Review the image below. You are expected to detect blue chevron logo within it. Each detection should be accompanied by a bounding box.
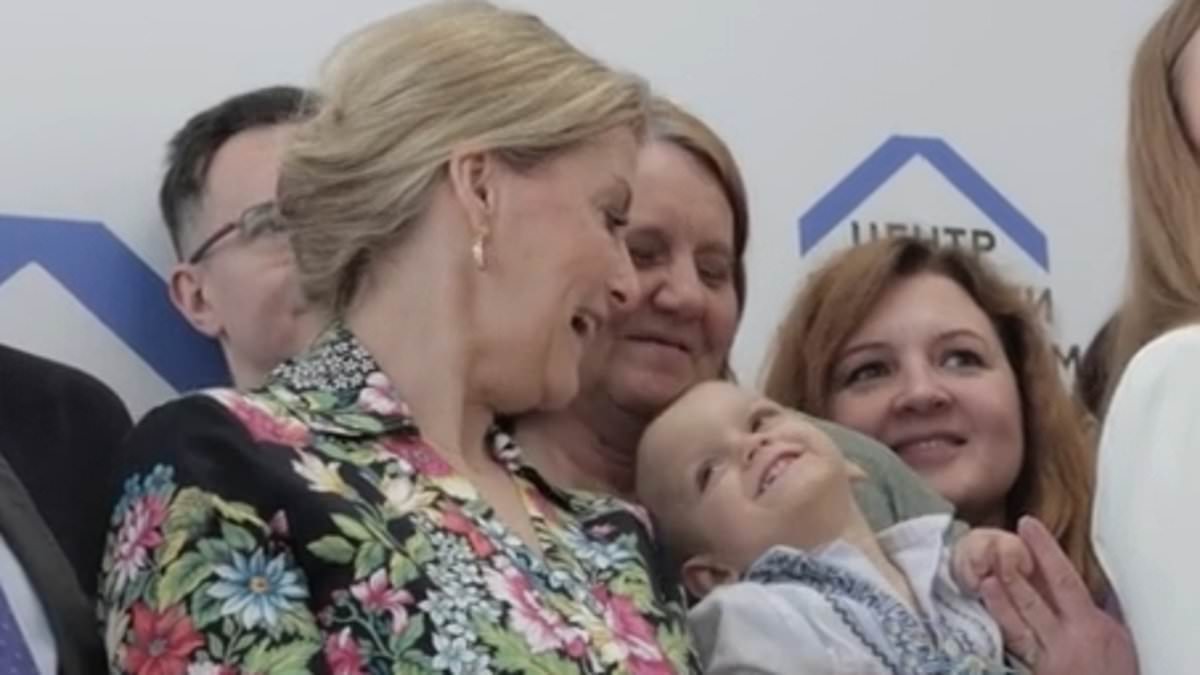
[0,214,228,391]
[798,135,1049,271]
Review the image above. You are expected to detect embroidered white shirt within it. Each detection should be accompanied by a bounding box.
[689,514,1004,674]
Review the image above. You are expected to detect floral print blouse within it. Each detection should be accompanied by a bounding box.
[98,325,695,674]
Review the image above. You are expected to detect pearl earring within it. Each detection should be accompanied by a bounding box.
[472,236,487,270]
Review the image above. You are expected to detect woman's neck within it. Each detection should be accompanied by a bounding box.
[345,238,493,471]
[516,391,647,499]
[516,412,634,499]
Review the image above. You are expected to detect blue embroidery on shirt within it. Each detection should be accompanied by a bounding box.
[746,548,1007,674]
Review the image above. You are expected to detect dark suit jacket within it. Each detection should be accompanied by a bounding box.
[0,344,132,674]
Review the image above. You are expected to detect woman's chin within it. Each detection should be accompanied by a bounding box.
[537,373,581,413]
[606,370,695,416]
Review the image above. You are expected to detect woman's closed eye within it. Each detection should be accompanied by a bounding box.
[697,255,732,288]
[627,242,664,268]
[695,459,716,493]
[603,208,629,236]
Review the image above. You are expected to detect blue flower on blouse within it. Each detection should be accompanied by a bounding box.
[112,465,176,523]
[208,549,308,628]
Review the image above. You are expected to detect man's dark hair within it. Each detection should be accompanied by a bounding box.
[160,85,318,257]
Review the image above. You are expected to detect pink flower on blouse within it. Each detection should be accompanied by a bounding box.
[485,564,587,658]
[380,437,453,477]
[596,587,675,674]
[357,372,404,417]
[222,395,310,446]
[268,510,290,538]
[112,495,168,592]
[350,569,414,634]
[324,628,366,675]
[441,509,496,558]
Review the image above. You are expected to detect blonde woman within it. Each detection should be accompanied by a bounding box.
[761,237,1136,675]
[1096,1,1200,672]
[95,3,698,672]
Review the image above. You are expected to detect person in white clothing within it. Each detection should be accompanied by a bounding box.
[1097,2,1200,673]
[636,380,1031,674]
[1096,330,1197,675]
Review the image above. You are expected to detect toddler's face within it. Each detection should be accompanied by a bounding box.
[637,381,859,574]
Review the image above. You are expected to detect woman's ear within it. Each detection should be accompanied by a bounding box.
[681,554,739,599]
[446,147,496,244]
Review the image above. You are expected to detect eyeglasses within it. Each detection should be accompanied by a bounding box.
[185,201,286,264]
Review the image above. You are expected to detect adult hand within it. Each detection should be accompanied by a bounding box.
[979,517,1138,675]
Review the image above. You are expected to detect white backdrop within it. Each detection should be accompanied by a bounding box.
[0,1,1168,417]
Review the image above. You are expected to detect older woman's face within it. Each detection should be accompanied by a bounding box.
[474,126,640,413]
[581,141,740,416]
[825,273,1024,526]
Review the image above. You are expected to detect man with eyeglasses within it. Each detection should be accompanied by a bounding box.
[163,85,325,388]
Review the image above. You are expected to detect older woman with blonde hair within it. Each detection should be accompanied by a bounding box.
[1095,1,1200,672]
[761,237,1136,675]
[95,3,700,672]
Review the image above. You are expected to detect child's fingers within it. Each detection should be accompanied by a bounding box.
[994,537,1034,583]
[954,533,994,591]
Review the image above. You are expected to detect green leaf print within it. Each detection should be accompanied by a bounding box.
[118,568,154,614]
[389,553,419,588]
[165,487,211,527]
[156,552,214,609]
[232,631,258,656]
[190,585,225,629]
[160,487,213,564]
[243,640,321,675]
[308,535,356,564]
[211,495,266,528]
[142,583,160,612]
[476,620,578,675]
[315,439,378,466]
[207,632,225,660]
[333,413,387,434]
[197,538,235,565]
[157,531,191,570]
[404,534,435,565]
[392,655,434,675]
[279,610,321,641]
[354,542,387,580]
[657,621,693,671]
[301,390,338,410]
[388,614,426,656]
[220,522,259,552]
[609,569,655,614]
[332,513,374,542]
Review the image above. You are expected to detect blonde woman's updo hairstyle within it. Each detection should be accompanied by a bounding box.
[279,1,649,310]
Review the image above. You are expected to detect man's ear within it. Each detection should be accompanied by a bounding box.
[169,263,221,338]
[681,553,739,599]
[446,146,498,246]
